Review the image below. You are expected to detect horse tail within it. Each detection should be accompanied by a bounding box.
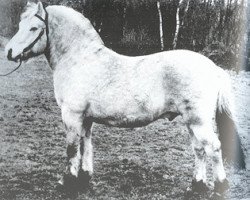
[216,73,246,169]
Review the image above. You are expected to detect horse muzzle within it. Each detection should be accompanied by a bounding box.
[6,47,23,62]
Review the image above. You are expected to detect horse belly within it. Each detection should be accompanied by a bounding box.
[92,113,156,128]
[88,91,178,128]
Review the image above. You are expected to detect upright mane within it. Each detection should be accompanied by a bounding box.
[46,5,103,45]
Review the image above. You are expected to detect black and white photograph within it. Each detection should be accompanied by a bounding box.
[0,0,249,199]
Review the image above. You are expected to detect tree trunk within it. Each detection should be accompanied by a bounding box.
[157,1,164,51]
[122,7,127,37]
[173,0,189,49]
[173,0,181,49]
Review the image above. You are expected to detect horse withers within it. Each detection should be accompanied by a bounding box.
[5,1,245,194]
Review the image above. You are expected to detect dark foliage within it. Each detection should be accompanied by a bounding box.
[0,0,247,70]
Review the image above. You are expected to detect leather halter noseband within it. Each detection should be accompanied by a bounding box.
[0,7,49,76]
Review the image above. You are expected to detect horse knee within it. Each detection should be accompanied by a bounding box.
[62,106,83,132]
[67,143,78,159]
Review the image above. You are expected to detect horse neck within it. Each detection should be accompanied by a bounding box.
[46,7,104,69]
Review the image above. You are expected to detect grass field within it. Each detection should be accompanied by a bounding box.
[0,47,249,200]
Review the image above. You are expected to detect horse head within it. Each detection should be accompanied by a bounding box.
[5,1,48,62]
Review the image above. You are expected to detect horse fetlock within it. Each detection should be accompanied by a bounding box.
[213,160,226,183]
[82,166,93,176]
[69,164,80,177]
[194,172,207,184]
[82,158,93,174]
[67,156,81,177]
[214,169,226,183]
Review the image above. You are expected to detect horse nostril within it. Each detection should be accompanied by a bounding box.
[7,49,12,60]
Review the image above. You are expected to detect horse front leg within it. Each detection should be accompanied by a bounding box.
[78,120,93,186]
[58,106,92,189]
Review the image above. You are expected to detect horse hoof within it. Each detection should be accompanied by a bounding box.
[191,179,209,193]
[214,179,229,194]
[57,174,79,192]
[78,169,92,188]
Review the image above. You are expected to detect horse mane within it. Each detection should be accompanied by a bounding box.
[49,6,104,45]
[48,6,90,28]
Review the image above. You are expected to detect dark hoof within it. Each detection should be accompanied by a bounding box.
[191,179,209,193]
[214,179,229,194]
[78,169,92,188]
[184,180,210,199]
[57,174,79,193]
[56,170,92,193]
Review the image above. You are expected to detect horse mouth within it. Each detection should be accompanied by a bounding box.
[8,55,22,63]
[14,52,32,62]
[7,50,23,63]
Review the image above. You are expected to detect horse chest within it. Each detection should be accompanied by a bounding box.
[53,68,93,109]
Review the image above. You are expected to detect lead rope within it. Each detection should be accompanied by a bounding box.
[0,58,22,76]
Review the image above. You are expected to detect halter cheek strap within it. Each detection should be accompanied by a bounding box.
[23,28,45,53]
[35,6,50,60]
[22,12,48,53]
[22,9,49,54]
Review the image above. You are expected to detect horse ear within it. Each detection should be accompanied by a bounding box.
[37,1,46,19]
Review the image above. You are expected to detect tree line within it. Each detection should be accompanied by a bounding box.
[0,0,248,70]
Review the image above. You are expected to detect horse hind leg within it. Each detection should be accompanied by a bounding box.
[187,126,209,193]
[209,139,229,194]
[203,132,229,194]
[188,123,228,194]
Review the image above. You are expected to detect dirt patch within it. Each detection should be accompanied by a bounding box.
[0,48,249,199]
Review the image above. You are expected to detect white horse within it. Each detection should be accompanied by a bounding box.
[5,1,245,194]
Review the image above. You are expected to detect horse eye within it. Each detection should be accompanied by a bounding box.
[30,27,38,31]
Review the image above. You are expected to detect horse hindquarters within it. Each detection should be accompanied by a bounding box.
[187,72,246,194]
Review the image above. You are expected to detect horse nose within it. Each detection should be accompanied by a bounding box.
[7,48,12,60]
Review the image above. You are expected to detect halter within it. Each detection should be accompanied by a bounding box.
[0,5,49,76]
